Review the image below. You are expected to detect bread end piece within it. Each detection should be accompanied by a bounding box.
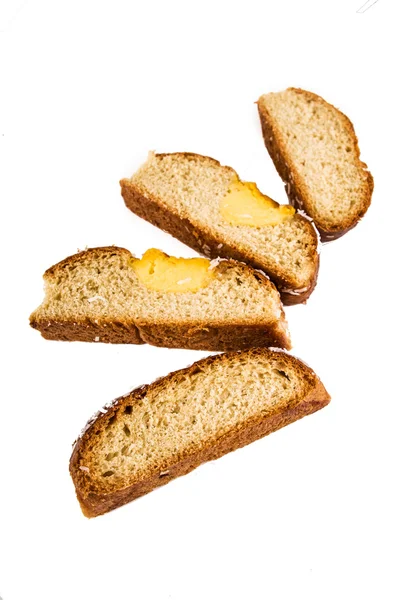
[258,88,373,241]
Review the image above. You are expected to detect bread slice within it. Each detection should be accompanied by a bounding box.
[120,153,320,305]
[70,348,330,517]
[29,246,291,351]
[257,88,374,240]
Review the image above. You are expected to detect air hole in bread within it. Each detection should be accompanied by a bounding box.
[124,406,133,415]
[102,471,114,477]
[105,452,119,461]
[274,369,291,381]
[123,424,131,436]
[106,415,116,429]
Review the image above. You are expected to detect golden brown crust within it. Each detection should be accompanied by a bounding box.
[30,316,290,350]
[137,321,290,351]
[30,248,291,350]
[29,316,145,344]
[44,246,133,277]
[70,348,330,517]
[258,88,374,241]
[120,158,319,305]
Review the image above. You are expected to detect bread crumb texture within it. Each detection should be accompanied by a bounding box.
[32,247,282,323]
[130,153,318,289]
[71,349,330,514]
[258,88,373,236]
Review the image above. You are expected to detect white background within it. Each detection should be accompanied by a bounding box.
[1,1,396,598]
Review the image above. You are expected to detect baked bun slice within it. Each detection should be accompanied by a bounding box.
[70,348,330,517]
[258,88,374,240]
[120,153,319,305]
[29,246,291,351]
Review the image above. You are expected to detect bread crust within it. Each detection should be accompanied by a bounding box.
[30,248,291,351]
[29,316,145,344]
[43,246,132,277]
[30,316,289,350]
[70,348,330,517]
[120,153,320,305]
[258,88,374,241]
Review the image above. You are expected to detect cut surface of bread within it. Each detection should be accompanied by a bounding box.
[30,246,291,351]
[120,153,320,305]
[258,88,374,240]
[70,348,330,517]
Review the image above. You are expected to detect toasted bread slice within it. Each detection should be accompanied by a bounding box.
[70,348,330,517]
[258,88,374,240]
[120,153,319,305]
[29,246,291,351]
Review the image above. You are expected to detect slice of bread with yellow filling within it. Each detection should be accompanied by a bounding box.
[30,246,291,351]
[120,153,320,305]
[258,88,374,240]
[70,348,330,517]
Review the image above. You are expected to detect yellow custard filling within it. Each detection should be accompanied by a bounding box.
[132,249,215,293]
[220,178,295,227]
